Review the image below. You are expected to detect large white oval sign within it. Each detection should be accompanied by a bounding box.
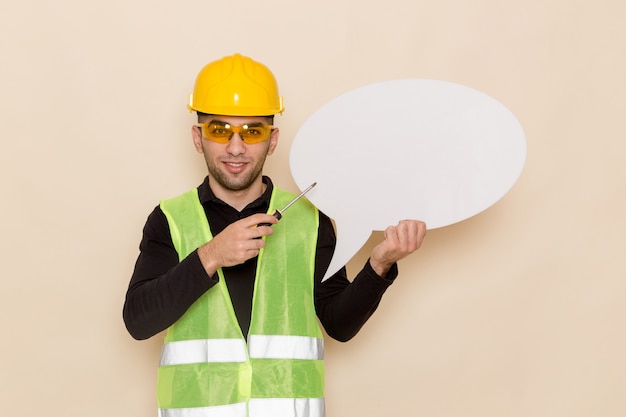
[289,79,526,280]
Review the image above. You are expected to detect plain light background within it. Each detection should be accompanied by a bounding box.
[1,0,625,416]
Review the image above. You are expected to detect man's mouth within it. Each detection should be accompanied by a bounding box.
[223,161,247,173]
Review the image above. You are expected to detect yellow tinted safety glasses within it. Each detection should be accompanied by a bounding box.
[197,121,273,144]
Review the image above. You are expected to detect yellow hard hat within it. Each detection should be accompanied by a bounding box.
[188,53,284,116]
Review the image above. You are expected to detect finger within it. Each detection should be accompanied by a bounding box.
[253,224,274,239]
[399,220,424,251]
[416,221,427,245]
[241,213,279,228]
[395,221,410,247]
[384,225,399,245]
[407,220,422,247]
[410,221,427,250]
[238,236,266,258]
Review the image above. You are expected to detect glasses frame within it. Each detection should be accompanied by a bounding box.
[196,121,274,144]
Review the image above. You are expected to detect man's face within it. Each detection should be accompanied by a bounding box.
[192,115,278,193]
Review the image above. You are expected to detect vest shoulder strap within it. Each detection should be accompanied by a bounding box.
[160,188,212,261]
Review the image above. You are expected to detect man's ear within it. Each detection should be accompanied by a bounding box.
[267,127,279,156]
[192,125,204,153]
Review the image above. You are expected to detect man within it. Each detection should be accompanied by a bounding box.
[123,53,427,417]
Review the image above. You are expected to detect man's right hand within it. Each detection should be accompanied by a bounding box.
[197,213,279,276]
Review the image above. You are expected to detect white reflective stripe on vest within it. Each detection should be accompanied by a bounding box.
[249,398,325,417]
[248,335,323,360]
[160,339,248,366]
[158,402,246,417]
[158,399,324,417]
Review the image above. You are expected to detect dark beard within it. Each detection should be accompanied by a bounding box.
[206,154,268,192]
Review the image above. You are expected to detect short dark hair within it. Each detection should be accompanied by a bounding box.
[197,112,274,125]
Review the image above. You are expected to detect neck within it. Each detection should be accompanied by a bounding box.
[209,176,266,211]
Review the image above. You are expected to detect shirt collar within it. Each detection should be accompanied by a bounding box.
[198,176,274,211]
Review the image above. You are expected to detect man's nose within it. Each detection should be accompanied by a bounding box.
[225,133,246,155]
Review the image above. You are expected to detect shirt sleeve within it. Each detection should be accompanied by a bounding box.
[314,212,398,342]
[122,206,217,340]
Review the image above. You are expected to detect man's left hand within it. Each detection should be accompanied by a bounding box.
[369,220,427,278]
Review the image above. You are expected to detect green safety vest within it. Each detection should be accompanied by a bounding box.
[156,186,324,417]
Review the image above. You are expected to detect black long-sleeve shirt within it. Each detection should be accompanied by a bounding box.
[123,176,397,342]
